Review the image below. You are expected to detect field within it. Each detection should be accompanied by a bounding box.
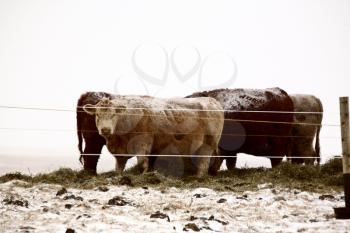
[1,159,350,232]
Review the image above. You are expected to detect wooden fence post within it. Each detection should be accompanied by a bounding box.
[334,96,350,219]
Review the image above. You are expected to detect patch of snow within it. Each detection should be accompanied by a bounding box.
[0,181,349,232]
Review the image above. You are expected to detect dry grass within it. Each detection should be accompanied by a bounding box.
[0,158,344,193]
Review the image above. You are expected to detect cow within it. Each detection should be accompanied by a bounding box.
[287,94,323,165]
[187,87,294,173]
[82,96,224,177]
[77,92,116,173]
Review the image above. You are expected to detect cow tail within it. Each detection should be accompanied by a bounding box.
[315,97,323,165]
[315,126,321,164]
[77,97,84,165]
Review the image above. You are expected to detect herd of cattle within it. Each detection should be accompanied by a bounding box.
[76,88,323,177]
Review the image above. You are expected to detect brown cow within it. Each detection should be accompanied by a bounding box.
[288,94,323,165]
[187,87,294,173]
[83,96,224,177]
[77,92,115,173]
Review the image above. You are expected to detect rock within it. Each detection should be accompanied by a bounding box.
[20,226,35,230]
[237,194,248,200]
[217,198,227,203]
[66,228,75,233]
[98,186,109,192]
[108,196,130,206]
[65,204,73,209]
[3,197,29,208]
[43,207,49,213]
[76,214,91,220]
[193,194,206,198]
[208,215,228,225]
[189,216,198,221]
[119,176,133,186]
[88,199,99,204]
[63,195,84,201]
[56,188,68,196]
[142,186,149,190]
[274,196,286,202]
[319,195,335,201]
[150,211,170,222]
[184,223,200,232]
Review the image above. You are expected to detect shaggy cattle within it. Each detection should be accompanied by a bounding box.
[188,88,294,172]
[82,96,224,177]
[77,92,116,173]
[288,94,323,164]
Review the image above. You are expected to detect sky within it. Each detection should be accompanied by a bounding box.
[0,0,349,174]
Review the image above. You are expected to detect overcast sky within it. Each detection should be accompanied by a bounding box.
[0,0,349,173]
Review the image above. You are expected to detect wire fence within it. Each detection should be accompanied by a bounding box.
[0,153,327,159]
[0,104,325,114]
[0,104,342,160]
[0,105,339,127]
[0,127,341,139]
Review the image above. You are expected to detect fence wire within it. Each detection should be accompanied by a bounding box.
[0,127,341,139]
[0,105,325,114]
[0,153,325,159]
[0,105,339,127]
[0,104,342,160]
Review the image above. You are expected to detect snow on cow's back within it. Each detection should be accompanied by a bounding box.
[165,97,220,112]
[201,87,288,111]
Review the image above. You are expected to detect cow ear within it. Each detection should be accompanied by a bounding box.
[115,105,126,114]
[83,104,96,115]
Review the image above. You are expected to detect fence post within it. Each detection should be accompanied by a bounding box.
[334,96,350,219]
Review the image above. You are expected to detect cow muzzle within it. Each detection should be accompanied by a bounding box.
[100,127,112,137]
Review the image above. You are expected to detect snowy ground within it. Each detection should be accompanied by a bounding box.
[0,180,349,233]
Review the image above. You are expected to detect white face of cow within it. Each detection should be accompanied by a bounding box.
[83,98,126,137]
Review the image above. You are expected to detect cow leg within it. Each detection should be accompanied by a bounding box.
[82,137,105,174]
[291,157,304,164]
[114,156,129,174]
[209,156,223,176]
[304,147,316,165]
[147,156,157,172]
[182,157,195,176]
[136,156,149,173]
[270,157,283,168]
[225,157,237,170]
[289,144,304,164]
[193,144,213,177]
[208,148,225,176]
[127,135,153,174]
[220,148,237,170]
[209,149,236,174]
[269,148,283,168]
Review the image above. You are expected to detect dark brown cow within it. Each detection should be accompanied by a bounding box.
[187,88,294,173]
[77,92,115,173]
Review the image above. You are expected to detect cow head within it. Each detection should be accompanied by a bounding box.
[83,98,126,137]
